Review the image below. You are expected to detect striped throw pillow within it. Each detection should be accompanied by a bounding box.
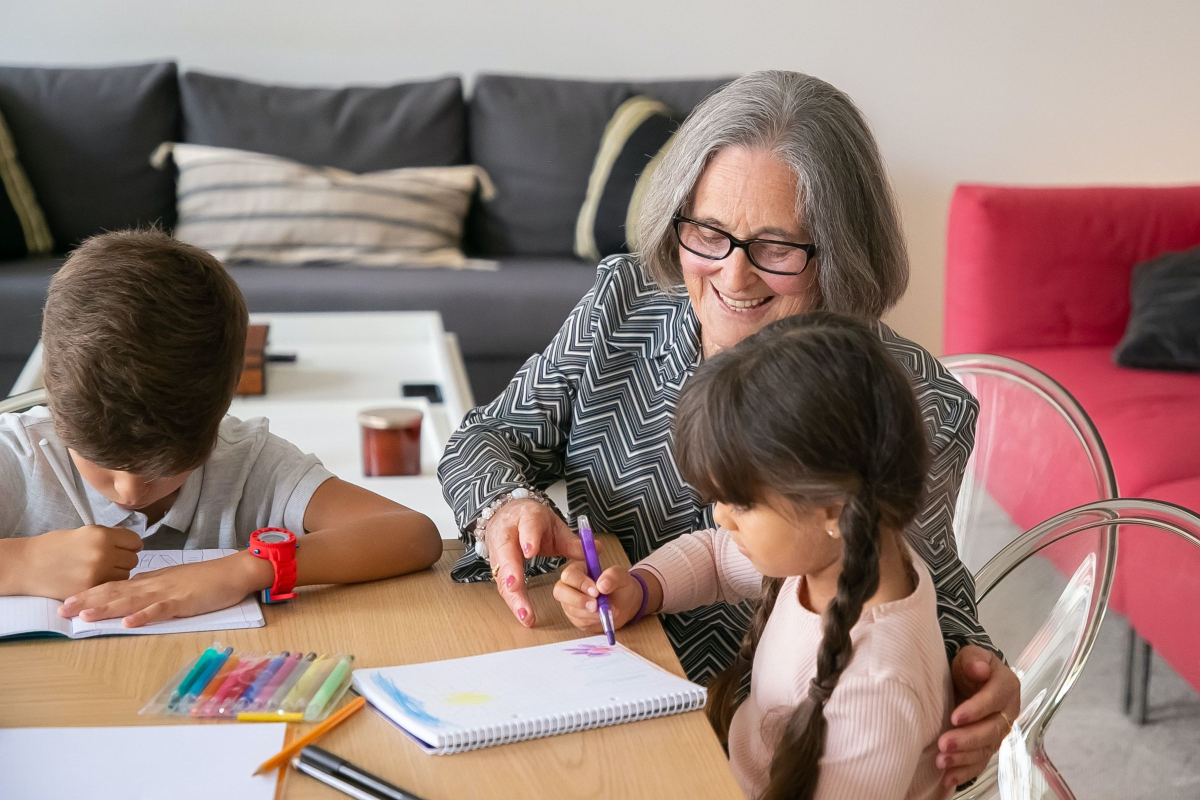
[0,109,53,259]
[154,143,495,269]
[574,96,676,263]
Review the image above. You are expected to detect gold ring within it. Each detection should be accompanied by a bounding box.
[491,563,502,581]
[999,711,1014,734]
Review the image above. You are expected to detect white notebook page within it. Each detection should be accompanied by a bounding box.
[0,595,71,638]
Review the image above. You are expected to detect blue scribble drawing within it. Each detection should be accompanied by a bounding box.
[373,674,444,728]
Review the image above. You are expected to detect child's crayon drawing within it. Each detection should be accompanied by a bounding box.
[565,643,614,658]
[373,674,444,727]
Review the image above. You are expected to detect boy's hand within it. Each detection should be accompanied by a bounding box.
[19,525,143,599]
[554,562,645,633]
[58,550,272,628]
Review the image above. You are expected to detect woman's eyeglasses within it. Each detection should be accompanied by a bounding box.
[673,216,816,276]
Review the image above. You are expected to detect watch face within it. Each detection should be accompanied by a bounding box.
[258,531,291,544]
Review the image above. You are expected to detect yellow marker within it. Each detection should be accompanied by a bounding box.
[281,655,336,713]
[237,712,305,722]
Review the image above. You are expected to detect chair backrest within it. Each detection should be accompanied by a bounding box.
[944,354,1117,574]
[955,499,1200,800]
[0,388,47,416]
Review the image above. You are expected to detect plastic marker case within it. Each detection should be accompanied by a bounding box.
[140,643,354,722]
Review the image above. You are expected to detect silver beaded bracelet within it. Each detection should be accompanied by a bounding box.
[472,487,553,562]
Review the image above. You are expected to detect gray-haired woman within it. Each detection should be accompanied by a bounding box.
[439,70,1018,789]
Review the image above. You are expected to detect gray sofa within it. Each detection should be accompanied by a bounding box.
[0,63,728,402]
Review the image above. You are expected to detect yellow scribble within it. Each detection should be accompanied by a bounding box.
[445,692,492,706]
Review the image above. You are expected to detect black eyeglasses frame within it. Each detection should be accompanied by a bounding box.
[672,215,817,276]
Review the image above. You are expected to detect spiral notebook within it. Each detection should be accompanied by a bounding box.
[351,635,707,754]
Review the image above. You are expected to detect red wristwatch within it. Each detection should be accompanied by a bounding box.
[249,527,299,603]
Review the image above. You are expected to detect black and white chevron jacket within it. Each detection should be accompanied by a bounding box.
[439,255,993,684]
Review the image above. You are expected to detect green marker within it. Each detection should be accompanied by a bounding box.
[303,655,355,721]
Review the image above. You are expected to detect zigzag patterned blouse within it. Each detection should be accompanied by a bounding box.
[438,255,993,684]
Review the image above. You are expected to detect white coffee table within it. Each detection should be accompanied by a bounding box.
[230,312,474,540]
[13,312,477,540]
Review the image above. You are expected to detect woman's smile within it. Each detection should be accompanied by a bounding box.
[712,282,775,313]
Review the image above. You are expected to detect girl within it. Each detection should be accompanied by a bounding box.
[555,312,952,800]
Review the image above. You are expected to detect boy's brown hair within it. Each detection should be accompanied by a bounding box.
[41,229,248,479]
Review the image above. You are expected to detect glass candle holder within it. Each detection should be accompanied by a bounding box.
[358,407,423,477]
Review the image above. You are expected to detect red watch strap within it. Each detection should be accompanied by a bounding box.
[266,547,298,601]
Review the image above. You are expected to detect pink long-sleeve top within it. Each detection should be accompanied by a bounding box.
[636,529,952,800]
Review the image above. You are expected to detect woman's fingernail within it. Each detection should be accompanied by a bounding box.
[945,740,957,753]
[587,601,596,611]
[517,608,528,622]
[522,543,532,555]
[589,587,598,597]
[506,575,515,588]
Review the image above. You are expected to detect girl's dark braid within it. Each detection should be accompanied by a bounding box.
[707,576,784,744]
[761,489,882,800]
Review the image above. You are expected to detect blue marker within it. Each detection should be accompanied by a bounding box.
[177,646,233,713]
[233,651,291,713]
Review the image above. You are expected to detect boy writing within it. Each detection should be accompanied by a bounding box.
[0,230,442,626]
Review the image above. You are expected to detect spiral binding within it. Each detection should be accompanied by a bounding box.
[434,687,708,754]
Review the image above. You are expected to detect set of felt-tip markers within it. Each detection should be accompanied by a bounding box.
[140,644,355,722]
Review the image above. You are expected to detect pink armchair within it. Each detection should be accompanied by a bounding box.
[944,184,1200,719]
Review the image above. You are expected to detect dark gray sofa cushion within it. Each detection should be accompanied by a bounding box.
[0,257,60,359]
[1114,247,1200,372]
[0,62,180,250]
[466,75,732,257]
[180,72,467,172]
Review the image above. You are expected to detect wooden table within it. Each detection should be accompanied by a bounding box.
[0,540,743,799]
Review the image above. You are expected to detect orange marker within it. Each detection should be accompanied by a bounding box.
[252,695,366,775]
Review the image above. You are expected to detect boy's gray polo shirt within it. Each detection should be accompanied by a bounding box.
[0,407,333,548]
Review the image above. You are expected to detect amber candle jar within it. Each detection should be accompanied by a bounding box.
[359,407,423,477]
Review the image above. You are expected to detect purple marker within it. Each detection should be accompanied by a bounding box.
[577,514,616,645]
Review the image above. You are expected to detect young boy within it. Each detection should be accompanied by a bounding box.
[0,230,442,626]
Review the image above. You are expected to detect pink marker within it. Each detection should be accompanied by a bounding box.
[204,656,267,716]
[249,652,303,712]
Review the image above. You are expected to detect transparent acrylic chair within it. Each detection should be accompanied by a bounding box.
[942,355,1117,573]
[0,388,46,415]
[954,498,1200,800]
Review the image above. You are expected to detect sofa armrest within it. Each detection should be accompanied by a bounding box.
[944,184,1200,354]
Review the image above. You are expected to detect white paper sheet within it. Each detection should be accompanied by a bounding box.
[0,723,287,800]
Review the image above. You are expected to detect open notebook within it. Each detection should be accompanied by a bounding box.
[352,635,706,755]
[0,549,264,640]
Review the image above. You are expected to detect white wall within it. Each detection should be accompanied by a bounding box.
[4,0,1199,353]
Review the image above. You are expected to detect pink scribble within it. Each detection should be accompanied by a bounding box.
[566,643,614,657]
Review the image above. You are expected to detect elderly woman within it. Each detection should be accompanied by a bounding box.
[439,70,1018,788]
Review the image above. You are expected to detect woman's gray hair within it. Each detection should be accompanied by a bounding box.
[635,70,908,319]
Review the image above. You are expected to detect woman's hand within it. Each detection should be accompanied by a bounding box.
[937,646,1022,789]
[554,562,649,633]
[58,550,271,628]
[483,498,585,628]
